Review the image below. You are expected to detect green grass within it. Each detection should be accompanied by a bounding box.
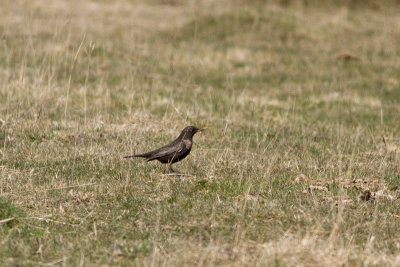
[1,0,400,265]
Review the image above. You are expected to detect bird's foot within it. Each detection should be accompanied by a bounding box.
[166,165,175,174]
[165,165,186,176]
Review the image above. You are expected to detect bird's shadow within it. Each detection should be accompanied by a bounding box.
[164,172,194,178]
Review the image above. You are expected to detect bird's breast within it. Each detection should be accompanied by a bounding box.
[183,139,192,149]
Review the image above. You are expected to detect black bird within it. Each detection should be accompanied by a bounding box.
[124,126,203,173]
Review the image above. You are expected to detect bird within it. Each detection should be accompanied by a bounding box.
[124,126,203,173]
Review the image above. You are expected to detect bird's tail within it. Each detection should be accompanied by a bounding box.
[123,153,148,159]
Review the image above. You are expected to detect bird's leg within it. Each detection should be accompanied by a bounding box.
[167,163,175,173]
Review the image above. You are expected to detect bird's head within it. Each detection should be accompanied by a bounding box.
[181,126,204,138]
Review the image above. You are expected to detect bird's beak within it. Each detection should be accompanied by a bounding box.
[197,128,205,132]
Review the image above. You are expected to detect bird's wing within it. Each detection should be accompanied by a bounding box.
[146,141,185,161]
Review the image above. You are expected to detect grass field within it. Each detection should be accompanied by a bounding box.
[1,0,400,265]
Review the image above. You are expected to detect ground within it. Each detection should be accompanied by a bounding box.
[1,0,400,265]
